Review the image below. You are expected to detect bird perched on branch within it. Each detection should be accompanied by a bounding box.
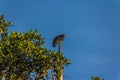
[52,34,65,47]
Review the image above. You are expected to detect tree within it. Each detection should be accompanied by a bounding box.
[0,15,70,80]
[0,14,13,79]
[91,76,104,80]
[46,51,70,80]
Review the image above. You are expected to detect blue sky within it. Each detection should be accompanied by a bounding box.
[0,0,120,80]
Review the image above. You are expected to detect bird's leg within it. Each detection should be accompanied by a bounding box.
[58,43,61,53]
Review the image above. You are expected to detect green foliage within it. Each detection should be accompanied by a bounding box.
[0,15,71,80]
[46,51,70,79]
[92,76,104,80]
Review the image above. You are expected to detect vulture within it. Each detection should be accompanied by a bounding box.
[52,34,65,47]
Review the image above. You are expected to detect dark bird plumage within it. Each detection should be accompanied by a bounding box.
[52,34,65,47]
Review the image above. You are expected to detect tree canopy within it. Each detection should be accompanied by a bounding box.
[91,76,104,80]
[0,15,70,80]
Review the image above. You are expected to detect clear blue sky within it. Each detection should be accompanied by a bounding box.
[0,0,120,80]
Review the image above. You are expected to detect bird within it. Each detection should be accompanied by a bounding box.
[52,34,65,47]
